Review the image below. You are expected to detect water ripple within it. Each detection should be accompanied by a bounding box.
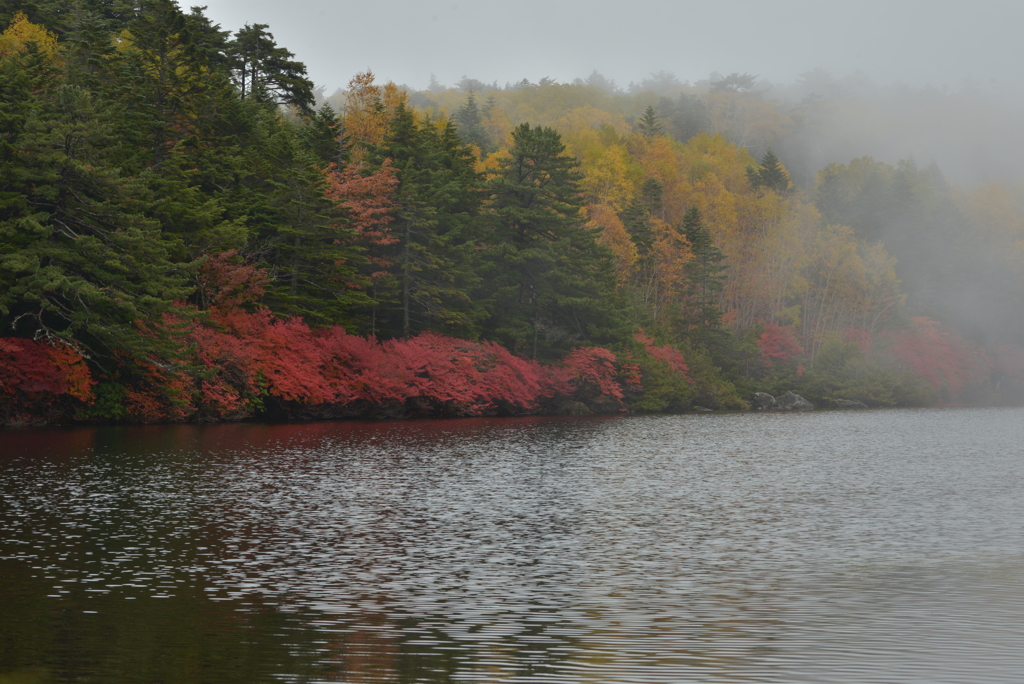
[2,408,1024,682]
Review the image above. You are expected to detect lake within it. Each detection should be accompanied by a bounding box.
[2,407,1023,683]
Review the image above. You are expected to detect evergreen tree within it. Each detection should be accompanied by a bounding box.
[747,147,791,193]
[455,90,488,151]
[668,92,709,142]
[1,0,137,37]
[677,207,727,348]
[115,0,227,170]
[619,178,673,327]
[367,103,483,339]
[227,23,314,113]
[483,123,623,359]
[184,4,231,71]
[244,114,368,327]
[0,75,195,367]
[619,177,663,255]
[635,104,662,137]
[297,103,342,167]
[427,73,444,93]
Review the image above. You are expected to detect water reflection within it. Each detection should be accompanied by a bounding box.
[2,409,1024,682]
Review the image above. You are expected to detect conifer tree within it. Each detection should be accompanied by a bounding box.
[619,178,671,326]
[455,90,488,151]
[0,76,194,368]
[248,118,368,327]
[635,104,662,137]
[619,177,663,255]
[298,103,342,167]
[483,123,623,359]
[110,0,237,171]
[747,147,791,193]
[367,103,484,339]
[677,207,727,348]
[227,22,314,112]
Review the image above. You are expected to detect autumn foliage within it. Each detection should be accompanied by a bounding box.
[757,323,803,368]
[5,253,650,424]
[0,338,94,425]
[885,317,990,399]
[4,6,1024,424]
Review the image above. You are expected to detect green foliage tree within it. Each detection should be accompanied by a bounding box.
[747,147,791,193]
[619,177,662,256]
[296,103,343,167]
[455,90,488,151]
[0,76,194,367]
[227,22,314,112]
[114,0,229,169]
[635,104,662,137]
[367,103,484,339]
[677,207,727,349]
[483,123,623,358]
[233,111,368,327]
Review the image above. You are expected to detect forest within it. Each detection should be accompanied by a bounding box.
[2,0,1024,426]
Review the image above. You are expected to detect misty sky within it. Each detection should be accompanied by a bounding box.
[194,0,1024,93]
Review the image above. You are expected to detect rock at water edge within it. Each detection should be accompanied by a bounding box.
[776,391,814,410]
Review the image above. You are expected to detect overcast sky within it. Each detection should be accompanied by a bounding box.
[195,0,1024,94]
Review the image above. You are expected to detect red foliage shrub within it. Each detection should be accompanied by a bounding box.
[0,338,93,399]
[634,330,690,378]
[188,300,560,419]
[0,338,95,424]
[124,387,167,424]
[887,317,991,397]
[757,323,803,367]
[197,250,269,310]
[561,347,624,403]
[315,330,551,415]
[191,308,337,414]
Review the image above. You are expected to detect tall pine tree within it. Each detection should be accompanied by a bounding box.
[367,103,484,339]
[677,207,727,349]
[483,123,623,359]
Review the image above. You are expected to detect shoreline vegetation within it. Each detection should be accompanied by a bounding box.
[3,3,1024,427]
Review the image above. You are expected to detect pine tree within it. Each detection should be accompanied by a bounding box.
[366,103,484,339]
[227,23,314,113]
[619,177,663,255]
[483,123,623,359]
[109,0,237,171]
[250,117,368,327]
[297,103,342,167]
[427,73,444,93]
[619,178,672,327]
[747,147,791,193]
[635,104,662,137]
[455,90,488,151]
[677,207,727,348]
[0,75,195,368]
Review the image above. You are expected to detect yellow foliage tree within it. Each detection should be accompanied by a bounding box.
[337,71,407,164]
[586,203,637,283]
[0,12,60,63]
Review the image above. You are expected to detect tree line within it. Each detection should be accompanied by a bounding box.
[2,1,1023,425]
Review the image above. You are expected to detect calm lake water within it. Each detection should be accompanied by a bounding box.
[2,408,1023,683]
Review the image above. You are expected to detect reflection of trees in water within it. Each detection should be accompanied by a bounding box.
[0,566,327,683]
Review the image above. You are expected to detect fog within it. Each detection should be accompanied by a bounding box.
[191,0,1024,342]
[195,0,1023,96]
[192,0,1024,187]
